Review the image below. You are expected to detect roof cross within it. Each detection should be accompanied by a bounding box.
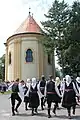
[29,7,31,15]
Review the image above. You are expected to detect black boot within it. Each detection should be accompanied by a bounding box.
[41,105,44,110]
[68,108,71,119]
[73,106,75,115]
[12,107,15,116]
[48,109,51,118]
[53,104,57,115]
[14,100,21,113]
[32,108,34,116]
[25,102,28,110]
[35,108,38,114]
[68,113,71,119]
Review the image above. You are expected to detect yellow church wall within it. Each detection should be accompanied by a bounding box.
[43,54,52,78]
[21,37,39,80]
[5,46,8,81]
[14,39,21,80]
[7,40,15,81]
[38,41,44,78]
[5,33,53,81]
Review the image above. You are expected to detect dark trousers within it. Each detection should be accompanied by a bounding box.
[47,100,58,116]
[67,105,76,117]
[11,93,22,114]
[41,97,44,109]
[24,102,28,110]
[67,107,71,116]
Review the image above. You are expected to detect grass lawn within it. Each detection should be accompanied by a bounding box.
[0,90,11,95]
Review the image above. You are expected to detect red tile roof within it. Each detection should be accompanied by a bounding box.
[15,14,42,34]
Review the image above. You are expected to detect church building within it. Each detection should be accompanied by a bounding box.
[5,12,53,82]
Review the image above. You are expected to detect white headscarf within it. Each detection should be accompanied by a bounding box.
[55,77,61,86]
[65,75,72,86]
[76,77,80,83]
[31,78,37,89]
[26,78,31,88]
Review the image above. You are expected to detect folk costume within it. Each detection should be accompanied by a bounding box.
[55,77,61,109]
[29,78,40,115]
[76,77,80,102]
[24,78,31,110]
[9,78,22,116]
[46,75,62,118]
[62,75,79,119]
[38,75,46,110]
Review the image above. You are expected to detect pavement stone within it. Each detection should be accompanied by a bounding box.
[0,94,80,120]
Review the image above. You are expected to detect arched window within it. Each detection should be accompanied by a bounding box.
[25,49,33,62]
[9,52,11,64]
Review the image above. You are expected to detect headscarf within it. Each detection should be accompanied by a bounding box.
[26,78,31,88]
[31,78,37,89]
[76,77,80,83]
[55,77,61,86]
[65,75,72,86]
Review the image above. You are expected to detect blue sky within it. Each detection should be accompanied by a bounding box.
[0,0,75,58]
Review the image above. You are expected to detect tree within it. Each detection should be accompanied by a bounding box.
[0,54,5,81]
[41,0,70,77]
[63,1,80,76]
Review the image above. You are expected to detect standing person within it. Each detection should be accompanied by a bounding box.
[9,78,22,116]
[18,80,25,101]
[76,77,80,102]
[62,75,79,119]
[46,75,62,118]
[29,78,43,116]
[38,75,46,110]
[24,78,31,110]
[55,77,61,109]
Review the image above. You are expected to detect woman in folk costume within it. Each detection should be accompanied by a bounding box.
[29,78,43,116]
[23,78,31,110]
[18,80,25,101]
[76,77,80,92]
[62,75,79,119]
[45,75,62,118]
[76,77,80,102]
[55,77,62,109]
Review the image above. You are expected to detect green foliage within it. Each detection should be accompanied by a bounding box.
[64,1,80,76]
[42,0,70,76]
[0,54,5,81]
[42,0,80,76]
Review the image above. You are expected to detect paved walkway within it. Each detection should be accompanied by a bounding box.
[0,94,80,120]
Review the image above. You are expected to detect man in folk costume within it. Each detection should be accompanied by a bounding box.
[45,75,62,118]
[29,78,43,116]
[23,78,31,110]
[8,78,22,116]
[62,75,79,119]
[38,75,46,110]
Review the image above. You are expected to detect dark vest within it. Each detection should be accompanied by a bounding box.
[46,80,55,93]
[30,85,38,93]
[24,86,28,95]
[12,83,19,93]
[65,82,73,89]
[40,80,46,91]
[40,80,46,87]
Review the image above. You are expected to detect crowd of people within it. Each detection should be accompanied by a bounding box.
[7,75,80,119]
[0,82,9,93]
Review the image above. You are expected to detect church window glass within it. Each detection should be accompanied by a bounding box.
[25,49,33,62]
[9,52,11,64]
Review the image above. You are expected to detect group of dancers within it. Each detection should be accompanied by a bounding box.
[8,75,80,119]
